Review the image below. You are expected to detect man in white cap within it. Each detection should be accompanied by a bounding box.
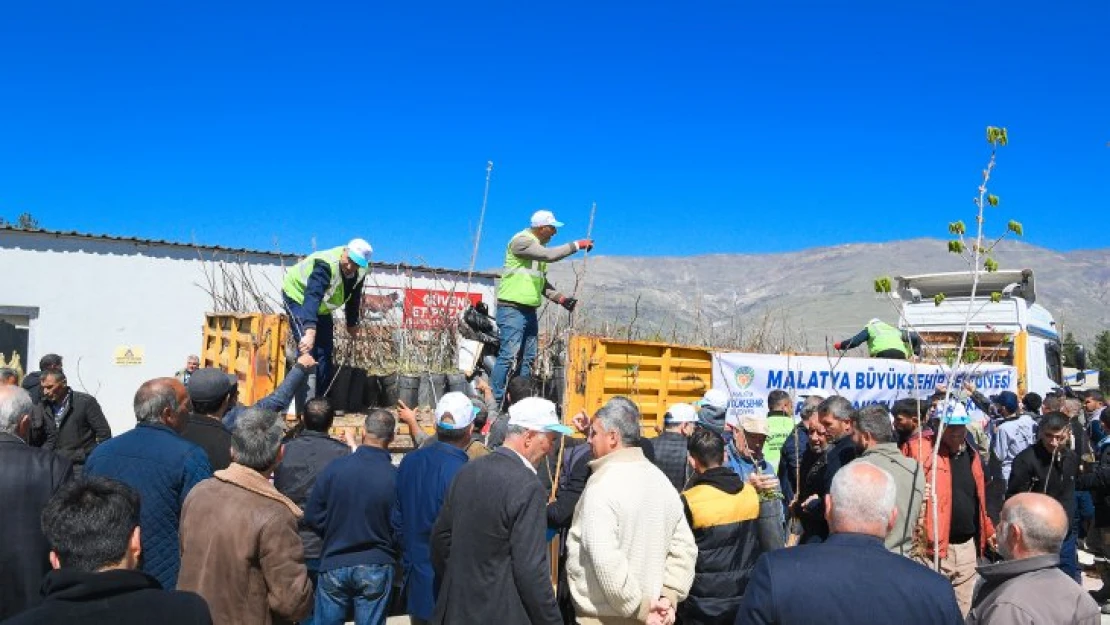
[431,397,571,625]
[395,392,478,624]
[401,392,490,460]
[725,413,777,484]
[491,210,594,405]
[281,238,373,412]
[654,403,698,491]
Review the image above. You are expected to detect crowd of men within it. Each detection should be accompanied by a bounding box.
[2,346,1110,624]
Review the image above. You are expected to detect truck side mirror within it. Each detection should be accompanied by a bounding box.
[1075,345,1088,384]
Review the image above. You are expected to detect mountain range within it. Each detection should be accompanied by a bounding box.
[544,238,1110,352]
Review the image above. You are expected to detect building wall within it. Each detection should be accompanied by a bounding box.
[0,230,495,435]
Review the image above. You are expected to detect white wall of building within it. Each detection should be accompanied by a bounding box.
[0,230,496,435]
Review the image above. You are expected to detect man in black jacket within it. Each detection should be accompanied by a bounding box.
[431,397,571,625]
[1079,408,1110,609]
[21,353,63,405]
[180,368,236,471]
[779,395,823,508]
[5,477,211,625]
[546,438,592,625]
[1005,412,1080,582]
[39,370,111,472]
[0,385,72,620]
[273,397,351,596]
[796,396,857,543]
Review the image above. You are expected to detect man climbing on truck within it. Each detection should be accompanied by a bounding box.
[491,210,593,404]
[835,318,921,360]
[282,238,373,413]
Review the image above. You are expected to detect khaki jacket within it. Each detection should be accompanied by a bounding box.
[856,443,926,556]
[178,463,313,625]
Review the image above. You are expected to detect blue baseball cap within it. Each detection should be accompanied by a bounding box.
[990,391,1019,414]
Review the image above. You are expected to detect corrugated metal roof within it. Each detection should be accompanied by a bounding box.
[0,225,500,279]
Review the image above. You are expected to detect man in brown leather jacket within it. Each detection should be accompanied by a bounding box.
[178,407,313,624]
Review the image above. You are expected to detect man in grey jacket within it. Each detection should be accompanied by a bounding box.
[491,209,593,404]
[968,493,1099,624]
[850,404,925,556]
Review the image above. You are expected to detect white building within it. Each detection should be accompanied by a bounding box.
[0,226,497,435]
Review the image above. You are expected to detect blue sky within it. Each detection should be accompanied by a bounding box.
[1,1,1107,269]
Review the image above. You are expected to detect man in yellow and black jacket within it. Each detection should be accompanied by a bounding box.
[679,428,785,625]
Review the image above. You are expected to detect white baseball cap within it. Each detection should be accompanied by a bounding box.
[798,388,831,399]
[738,414,770,435]
[508,397,573,435]
[530,210,564,229]
[664,403,698,424]
[347,238,373,268]
[697,388,729,411]
[435,392,478,430]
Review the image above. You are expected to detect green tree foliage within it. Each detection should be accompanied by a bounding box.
[1062,332,1080,367]
[1090,331,1110,370]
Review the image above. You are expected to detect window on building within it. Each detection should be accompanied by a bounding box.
[0,313,31,378]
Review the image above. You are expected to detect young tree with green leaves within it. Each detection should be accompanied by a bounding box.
[875,126,1019,570]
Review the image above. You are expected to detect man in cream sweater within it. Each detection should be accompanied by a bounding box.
[566,398,698,625]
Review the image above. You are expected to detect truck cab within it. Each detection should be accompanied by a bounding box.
[895,269,1063,396]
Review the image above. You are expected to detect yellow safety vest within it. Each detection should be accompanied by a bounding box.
[497,229,547,307]
[282,247,366,315]
[867,321,909,357]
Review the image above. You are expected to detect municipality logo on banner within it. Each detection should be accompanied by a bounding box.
[734,366,755,389]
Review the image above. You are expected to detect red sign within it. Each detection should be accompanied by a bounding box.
[403,289,483,329]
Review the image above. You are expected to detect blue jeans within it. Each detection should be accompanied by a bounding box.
[314,563,394,625]
[1077,491,1095,539]
[300,558,320,625]
[491,304,538,403]
[284,294,334,414]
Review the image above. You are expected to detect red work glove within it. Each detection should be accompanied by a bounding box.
[834,341,843,350]
[575,239,594,252]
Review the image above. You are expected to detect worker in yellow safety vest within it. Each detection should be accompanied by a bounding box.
[281,238,373,411]
[491,210,593,403]
[835,318,921,360]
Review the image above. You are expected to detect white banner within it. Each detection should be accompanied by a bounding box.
[710,353,1017,422]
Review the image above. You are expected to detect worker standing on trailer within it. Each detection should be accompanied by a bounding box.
[491,210,593,404]
[835,318,922,360]
[282,238,373,412]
